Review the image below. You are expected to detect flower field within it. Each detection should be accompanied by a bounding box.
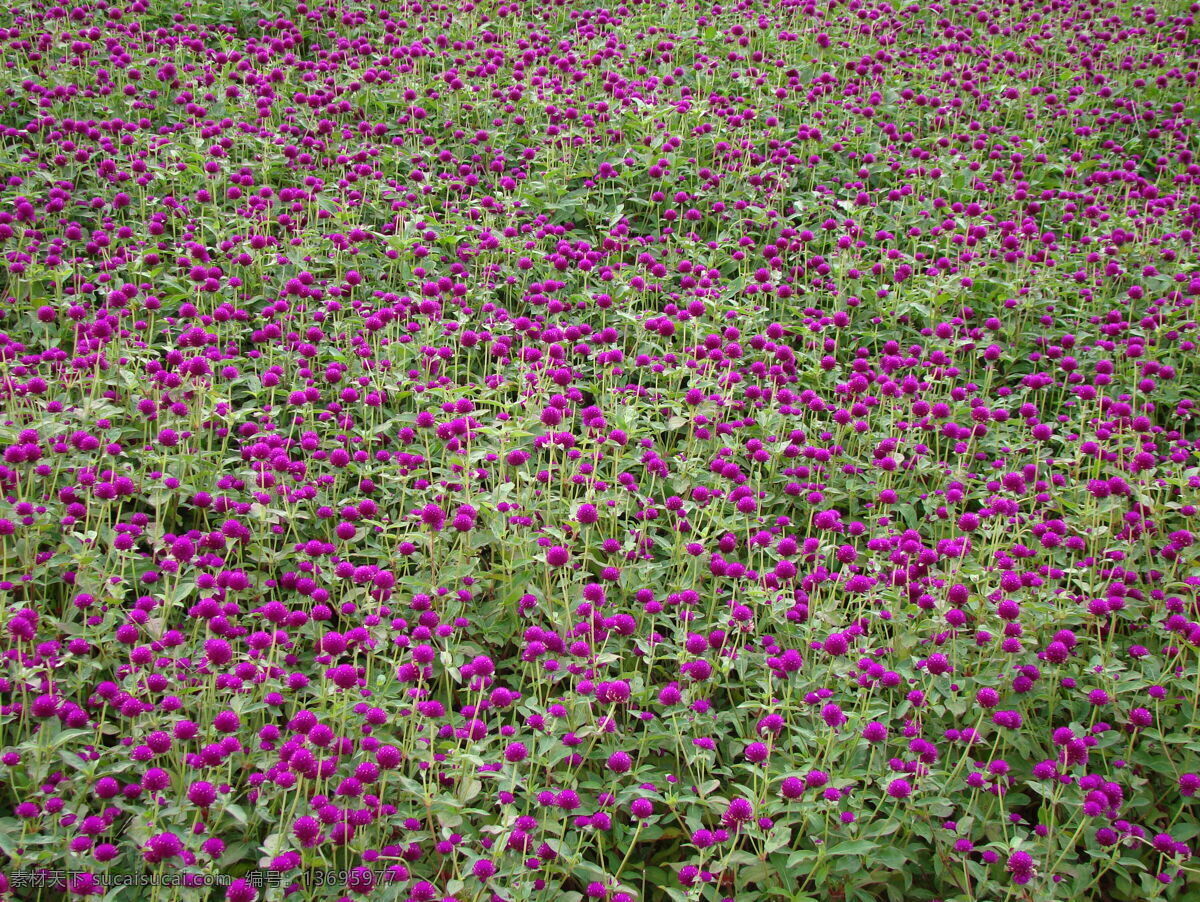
[0,0,1198,898]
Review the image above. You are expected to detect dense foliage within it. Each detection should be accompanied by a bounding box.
[0,0,1198,899]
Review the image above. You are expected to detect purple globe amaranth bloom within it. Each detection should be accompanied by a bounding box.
[863,721,888,743]
[226,879,258,902]
[292,816,321,847]
[472,859,497,882]
[630,798,654,819]
[143,832,185,863]
[722,797,754,827]
[607,751,633,773]
[886,779,913,800]
[1007,850,1036,885]
[596,680,631,704]
[821,703,847,728]
[781,777,804,799]
[504,742,528,763]
[186,781,217,808]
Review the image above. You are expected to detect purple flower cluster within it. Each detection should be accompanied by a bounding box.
[0,0,1196,899]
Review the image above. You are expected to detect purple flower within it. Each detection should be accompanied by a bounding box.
[992,710,1023,730]
[757,713,785,736]
[213,710,240,733]
[143,832,184,863]
[1007,850,1035,884]
[596,680,631,704]
[862,721,888,743]
[187,781,217,807]
[472,859,497,881]
[744,742,770,764]
[420,503,446,531]
[886,779,913,799]
[722,797,754,827]
[227,879,258,902]
[820,703,846,728]
[293,816,321,847]
[607,751,633,773]
[780,777,804,799]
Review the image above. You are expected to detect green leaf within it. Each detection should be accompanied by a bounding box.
[872,846,907,869]
[785,849,818,870]
[224,804,248,826]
